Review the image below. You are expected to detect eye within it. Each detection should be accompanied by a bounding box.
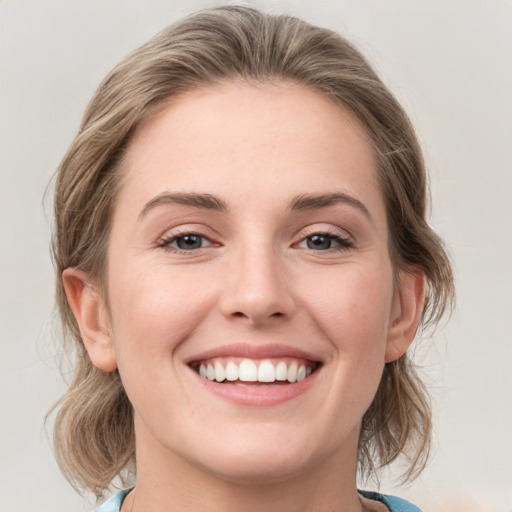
[159,233,213,251]
[174,234,204,250]
[298,233,353,251]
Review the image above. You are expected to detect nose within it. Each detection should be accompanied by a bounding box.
[219,243,295,326]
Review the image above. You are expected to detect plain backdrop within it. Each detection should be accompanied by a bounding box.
[1,1,511,511]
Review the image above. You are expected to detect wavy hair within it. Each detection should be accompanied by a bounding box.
[51,5,454,496]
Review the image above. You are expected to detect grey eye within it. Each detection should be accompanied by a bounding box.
[175,234,204,250]
[306,235,334,250]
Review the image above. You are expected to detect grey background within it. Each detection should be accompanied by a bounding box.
[1,0,511,510]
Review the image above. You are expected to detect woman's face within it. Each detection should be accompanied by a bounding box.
[88,82,417,483]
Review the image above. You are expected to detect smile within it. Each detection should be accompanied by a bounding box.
[192,357,318,384]
[187,344,323,405]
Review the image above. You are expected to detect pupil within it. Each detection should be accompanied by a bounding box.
[177,235,202,250]
[307,235,331,250]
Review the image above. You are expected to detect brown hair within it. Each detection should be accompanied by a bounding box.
[51,5,454,496]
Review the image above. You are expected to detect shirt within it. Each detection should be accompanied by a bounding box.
[94,489,422,511]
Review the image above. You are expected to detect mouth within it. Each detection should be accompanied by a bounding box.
[186,344,323,405]
[189,357,320,386]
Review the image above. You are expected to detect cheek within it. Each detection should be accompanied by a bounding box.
[289,263,394,440]
[300,262,394,351]
[106,263,216,362]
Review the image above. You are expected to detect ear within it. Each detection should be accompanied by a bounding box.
[62,268,117,372]
[385,270,425,363]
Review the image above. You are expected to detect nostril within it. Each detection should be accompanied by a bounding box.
[231,310,284,320]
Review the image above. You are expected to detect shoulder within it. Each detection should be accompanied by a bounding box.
[95,489,421,512]
[94,489,131,512]
[359,490,423,512]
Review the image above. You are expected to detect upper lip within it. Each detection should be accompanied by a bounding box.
[185,343,322,364]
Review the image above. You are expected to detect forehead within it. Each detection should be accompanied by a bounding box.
[118,81,383,223]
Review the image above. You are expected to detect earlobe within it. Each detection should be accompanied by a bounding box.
[385,270,425,363]
[62,268,117,372]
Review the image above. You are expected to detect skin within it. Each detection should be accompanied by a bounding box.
[64,81,423,512]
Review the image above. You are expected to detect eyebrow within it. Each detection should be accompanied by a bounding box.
[139,192,228,220]
[138,191,372,222]
[289,192,373,222]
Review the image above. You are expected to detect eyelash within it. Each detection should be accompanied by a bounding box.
[297,230,354,252]
[157,232,214,253]
[157,229,353,254]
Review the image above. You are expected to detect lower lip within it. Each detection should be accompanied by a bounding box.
[193,368,320,406]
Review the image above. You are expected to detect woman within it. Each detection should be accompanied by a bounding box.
[51,6,454,511]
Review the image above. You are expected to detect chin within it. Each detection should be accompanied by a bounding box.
[199,450,312,485]
[185,428,331,485]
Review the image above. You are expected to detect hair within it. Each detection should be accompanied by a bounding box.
[51,4,454,496]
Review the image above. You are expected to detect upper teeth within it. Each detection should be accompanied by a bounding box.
[197,358,313,383]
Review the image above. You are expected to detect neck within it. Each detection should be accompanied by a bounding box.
[129,421,365,512]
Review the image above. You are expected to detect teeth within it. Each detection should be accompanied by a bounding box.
[275,361,287,381]
[239,359,258,381]
[214,361,226,382]
[287,362,297,383]
[225,361,239,381]
[257,360,275,382]
[196,358,316,384]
